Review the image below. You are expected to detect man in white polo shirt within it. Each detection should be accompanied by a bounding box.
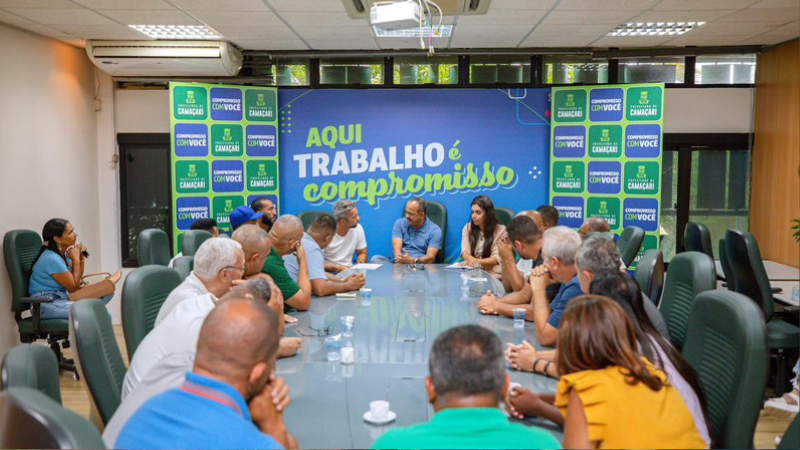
[324,200,368,273]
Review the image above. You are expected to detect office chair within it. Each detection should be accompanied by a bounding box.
[297,211,327,231]
[718,238,736,291]
[172,255,194,281]
[683,221,714,259]
[121,265,182,360]
[495,207,515,227]
[617,226,645,267]
[634,249,665,306]
[3,230,76,378]
[1,344,62,404]
[137,228,171,266]
[682,290,768,449]
[181,230,212,257]
[659,251,716,350]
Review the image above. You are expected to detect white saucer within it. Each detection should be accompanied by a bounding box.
[363,410,396,425]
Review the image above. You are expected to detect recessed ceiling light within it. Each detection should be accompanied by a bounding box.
[608,21,705,37]
[129,25,222,40]
[374,24,453,38]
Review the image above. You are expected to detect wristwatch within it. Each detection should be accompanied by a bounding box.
[414,257,420,265]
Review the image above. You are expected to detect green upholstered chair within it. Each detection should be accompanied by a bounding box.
[495,207,515,227]
[0,387,105,449]
[682,290,768,450]
[181,230,212,257]
[683,221,714,259]
[121,265,182,360]
[718,238,735,291]
[659,251,716,350]
[617,226,645,267]
[778,414,799,450]
[1,344,61,404]
[3,230,75,377]
[137,228,171,266]
[298,211,327,231]
[397,200,448,264]
[725,229,800,395]
[634,249,664,306]
[69,299,126,427]
[172,255,194,281]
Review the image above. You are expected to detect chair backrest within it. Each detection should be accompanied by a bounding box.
[682,291,768,449]
[137,228,171,267]
[659,251,716,350]
[495,207,515,227]
[0,387,105,449]
[725,229,775,320]
[2,230,42,315]
[684,221,714,259]
[634,249,665,306]
[1,344,61,404]
[425,201,447,263]
[617,226,645,267]
[181,230,212,257]
[121,266,182,360]
[172,255,194,281]
[778,413,799,450]
[297,210,327,231]
[718,238,735,291]
[69,300,126,426]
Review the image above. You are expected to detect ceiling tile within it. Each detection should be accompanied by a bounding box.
[749,0,800,7]
[716,8,799,22]
[52,24,151,39]
[653,0,761,10]
[13,22,71,38]
[169,0,269,12]
[211,24,298,40]
[450,25,532,47]
[189,11,282,27]
[5,8,117,25]
[0,0,82,8]
[590,35,678,47]
[279,11,364,27]
[267,0,345,12]
[556,0,660,11]
[0,9,36,24]
[627,9,738,22]
[761,20,800,35]
[96,9,200,25]
[531,23,616,36]
[491,0,557,9]
[378,37,449,50]
[70,0,175,10]
[57,37,86,47]
[540,10,640,25]
[662,34,755,46]
[457,9,546,26]
[689,21,787,36]
[230,39,309,50]
[293,26,375,40]
[520,34,597,47]
[735,33,798,45]
[306,38,378,50]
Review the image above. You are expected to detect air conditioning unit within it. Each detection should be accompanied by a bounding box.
[86,40,243,77]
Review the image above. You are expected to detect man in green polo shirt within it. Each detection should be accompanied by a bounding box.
[262,215,311,311]
[372,324,561,450]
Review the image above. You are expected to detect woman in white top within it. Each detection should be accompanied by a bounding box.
[460,195,506,275]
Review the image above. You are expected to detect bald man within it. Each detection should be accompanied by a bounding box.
[262,215,312,311]
[116,296,296,449]
[579,217,611,240]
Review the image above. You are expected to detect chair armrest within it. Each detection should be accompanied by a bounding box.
[19,296,55,304]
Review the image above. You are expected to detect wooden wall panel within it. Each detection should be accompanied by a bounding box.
[751,39,800,268]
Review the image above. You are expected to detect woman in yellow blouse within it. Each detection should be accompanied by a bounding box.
[554,295,707,449]
[460,195,506,274]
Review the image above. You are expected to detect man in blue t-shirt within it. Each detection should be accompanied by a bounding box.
[390,198,443,264]
[116,296,295,449]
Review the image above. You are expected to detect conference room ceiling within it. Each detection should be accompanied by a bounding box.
[0,0,797,51]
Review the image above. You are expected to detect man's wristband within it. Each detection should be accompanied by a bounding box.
[543,361,552,378]
[532,358,541,373]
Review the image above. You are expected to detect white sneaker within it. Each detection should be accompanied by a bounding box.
[764,391,800,418]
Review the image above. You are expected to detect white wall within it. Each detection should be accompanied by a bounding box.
[0,24,105,356]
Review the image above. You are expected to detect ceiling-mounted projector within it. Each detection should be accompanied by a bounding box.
[370,1,422,30]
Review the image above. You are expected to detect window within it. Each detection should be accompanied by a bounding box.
[660,151,679,260]
[118,134,172,267]
[620,57,685,84]
[394,56,458,85]
[470,56,530,84]
[320,59,383,85]
[695,54,756,85]
[275,59,310,86]
[544,56,608,84]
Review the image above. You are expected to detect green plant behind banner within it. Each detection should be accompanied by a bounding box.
[792,219,799,243]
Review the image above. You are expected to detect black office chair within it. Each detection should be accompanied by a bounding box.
[1,344,61,404]
[634,249,664,306]
[683,221,714,259]
[3,230,76,377]
[725,229,800,395]
[718,237,736,291]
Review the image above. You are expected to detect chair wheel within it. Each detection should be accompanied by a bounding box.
[72,373,78,381]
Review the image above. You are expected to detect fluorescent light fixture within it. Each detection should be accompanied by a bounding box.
[129,24,222,40]
[608,22,705,37]
[374,24,453,38]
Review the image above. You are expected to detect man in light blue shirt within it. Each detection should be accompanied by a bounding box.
[284,214,365,296]
[391,197,443,264]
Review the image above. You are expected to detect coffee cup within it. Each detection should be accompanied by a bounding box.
[370,400,390,421]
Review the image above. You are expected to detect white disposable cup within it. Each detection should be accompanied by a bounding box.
[341,346,355,364]
[370,400,390,421]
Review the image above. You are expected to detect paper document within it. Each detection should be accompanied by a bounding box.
[445,263,473,270]
[350,263,382,270]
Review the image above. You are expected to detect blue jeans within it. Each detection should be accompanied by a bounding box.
[32,291,113,320]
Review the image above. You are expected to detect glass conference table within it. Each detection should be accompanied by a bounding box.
[277,264,562,449]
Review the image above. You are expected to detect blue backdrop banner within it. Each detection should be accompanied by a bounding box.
[278,89,551,263]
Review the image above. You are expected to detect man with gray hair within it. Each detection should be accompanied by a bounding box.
[156,237,245,324]
[372,324,559,449]
[324,200,368,273]
[478,226,582,346]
